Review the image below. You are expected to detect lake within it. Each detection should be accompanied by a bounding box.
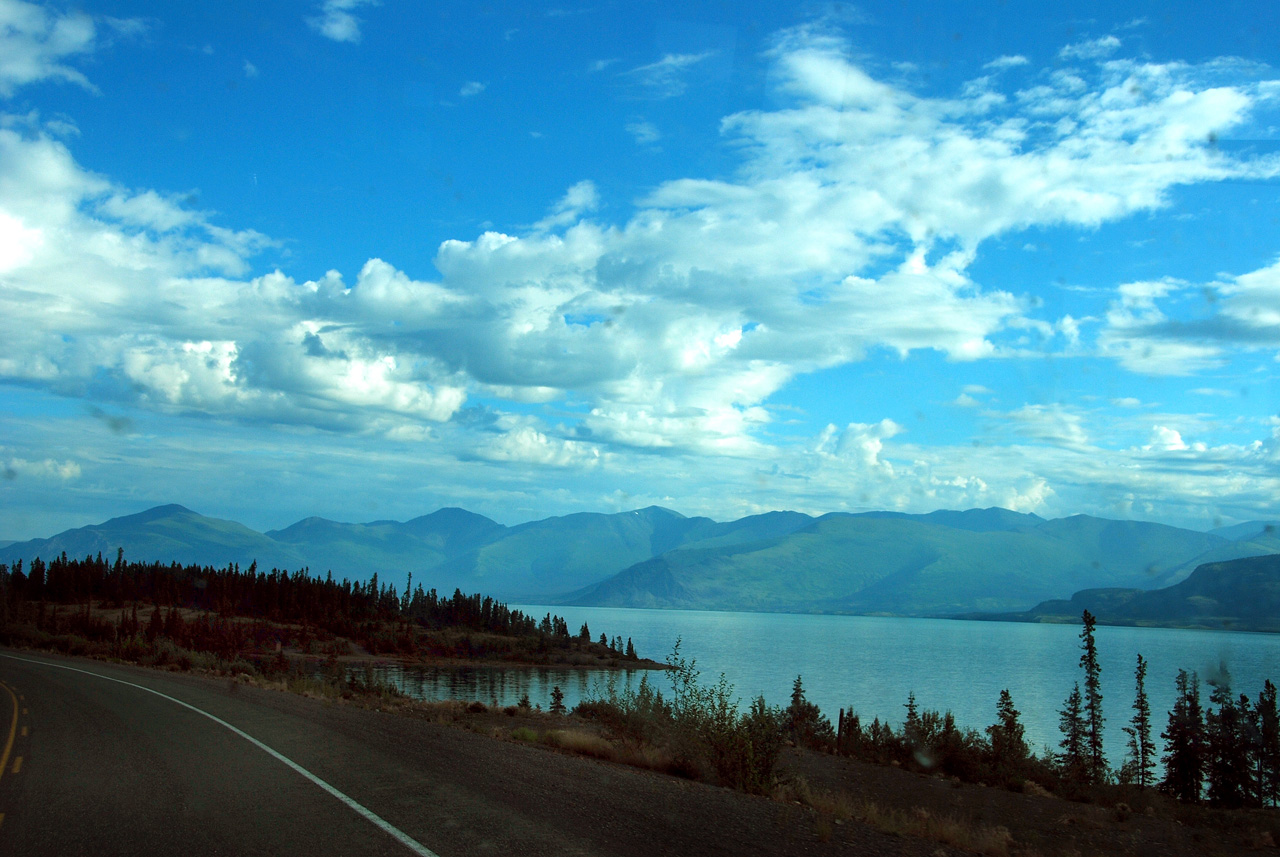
[365,606,1280,767]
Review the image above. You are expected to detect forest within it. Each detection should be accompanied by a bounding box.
[0,550,642,670]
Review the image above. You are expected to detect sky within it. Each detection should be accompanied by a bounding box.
[2,0,1280,540]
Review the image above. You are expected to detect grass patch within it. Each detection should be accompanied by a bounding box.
[775,776,1021,857]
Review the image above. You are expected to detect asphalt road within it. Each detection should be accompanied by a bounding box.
[0,650,953,856]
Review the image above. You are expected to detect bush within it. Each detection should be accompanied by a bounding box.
[578,639,785,794]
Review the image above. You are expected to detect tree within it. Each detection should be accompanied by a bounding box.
[784,675,834,749]
[578,622,590,642]
[1160,669,1204,802]
[625,637,636,659]
[549,685,566,715]
[1078,610,1106,783]
[1255,680,1280,807]
[1121,654,1156,788]
[1058,682,1087,781]
[987,689,1028,773]
[1205,669,1251,807]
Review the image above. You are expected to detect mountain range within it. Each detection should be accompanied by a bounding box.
[2,505,1277,617]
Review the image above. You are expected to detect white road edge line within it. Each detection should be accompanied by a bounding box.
[0,652,440,857]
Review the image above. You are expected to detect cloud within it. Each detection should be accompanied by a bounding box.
[624,51,715,98]
[459,81,485,98]
[3,22,1280,512]
[243,60,258,79]
[1099,259,1280,374]
[307,0,378,44]
[0,0,98,97]
[1058,35,1121,61]
[2,454,79,481]
[984,55,1029,71]
[626,120,660,145]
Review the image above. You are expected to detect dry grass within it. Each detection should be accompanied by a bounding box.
[542,729,620,760]
[774,776,1024,857]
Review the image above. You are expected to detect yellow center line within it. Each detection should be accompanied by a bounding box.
[0,682,16,788]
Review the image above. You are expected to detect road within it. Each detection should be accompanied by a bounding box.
[0,650,952,856]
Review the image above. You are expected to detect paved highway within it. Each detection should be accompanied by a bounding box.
[0,650,952,856]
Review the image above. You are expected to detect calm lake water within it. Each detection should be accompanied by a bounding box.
[365,606,1280,767]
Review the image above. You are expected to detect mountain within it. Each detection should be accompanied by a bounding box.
[265,507,506,581]
[567,512,1272,615]
[0,505,306,571]
[987,554,1280,632]
[429,506,709,600]
[4,503,1278,616]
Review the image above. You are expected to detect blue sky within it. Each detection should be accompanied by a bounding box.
[2,0,1280,539]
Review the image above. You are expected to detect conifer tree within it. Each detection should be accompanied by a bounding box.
[1255,680,1280,807]
[988,689,1028,770]
[549,685,566,715]
[1121,654,1156,788]
[1058,682,1087,781]
[1205,670,1250,807]
[1160,669,1204,802]
[1078,610,1106,783]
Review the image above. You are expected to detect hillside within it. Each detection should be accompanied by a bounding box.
[985,554,1280,632]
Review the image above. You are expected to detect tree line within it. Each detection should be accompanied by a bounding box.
[791,609,1279,808]
[0,550,640,665]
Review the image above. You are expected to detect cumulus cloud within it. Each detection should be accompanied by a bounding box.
[0,0,97,96]
[307,0,377,44]
[2,454,79,481]
[1099,259,1280,374]
[3,21,1280,519]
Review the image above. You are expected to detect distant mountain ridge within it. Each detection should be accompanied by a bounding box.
[1,504,1276,617]
[976,554,1280,633]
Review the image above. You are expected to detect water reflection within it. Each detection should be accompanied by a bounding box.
[331,663,656,710]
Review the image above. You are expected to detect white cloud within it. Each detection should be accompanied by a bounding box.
[1145,425,1189,451]
[478,425,601,469]
[984,55,1029,71]
[626,120,660,145]
[307,0,377,44]
[459,81,485,98]
[1058,35,1121,61]
[0,0,97,97]
[2,454,79,481]
[243,60,258,79]
[624,51,715,98]
[3,22,1280,511]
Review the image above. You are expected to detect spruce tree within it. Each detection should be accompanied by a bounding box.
[1078,610,1106,783]
[987,689,1028,776]
[1058,682,1087,781]
[549,685,566,715]
[1205,670,1250,807]
[1121,654,1156,788]
[1160,669,1204,802]
[1255,680,1280,807]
